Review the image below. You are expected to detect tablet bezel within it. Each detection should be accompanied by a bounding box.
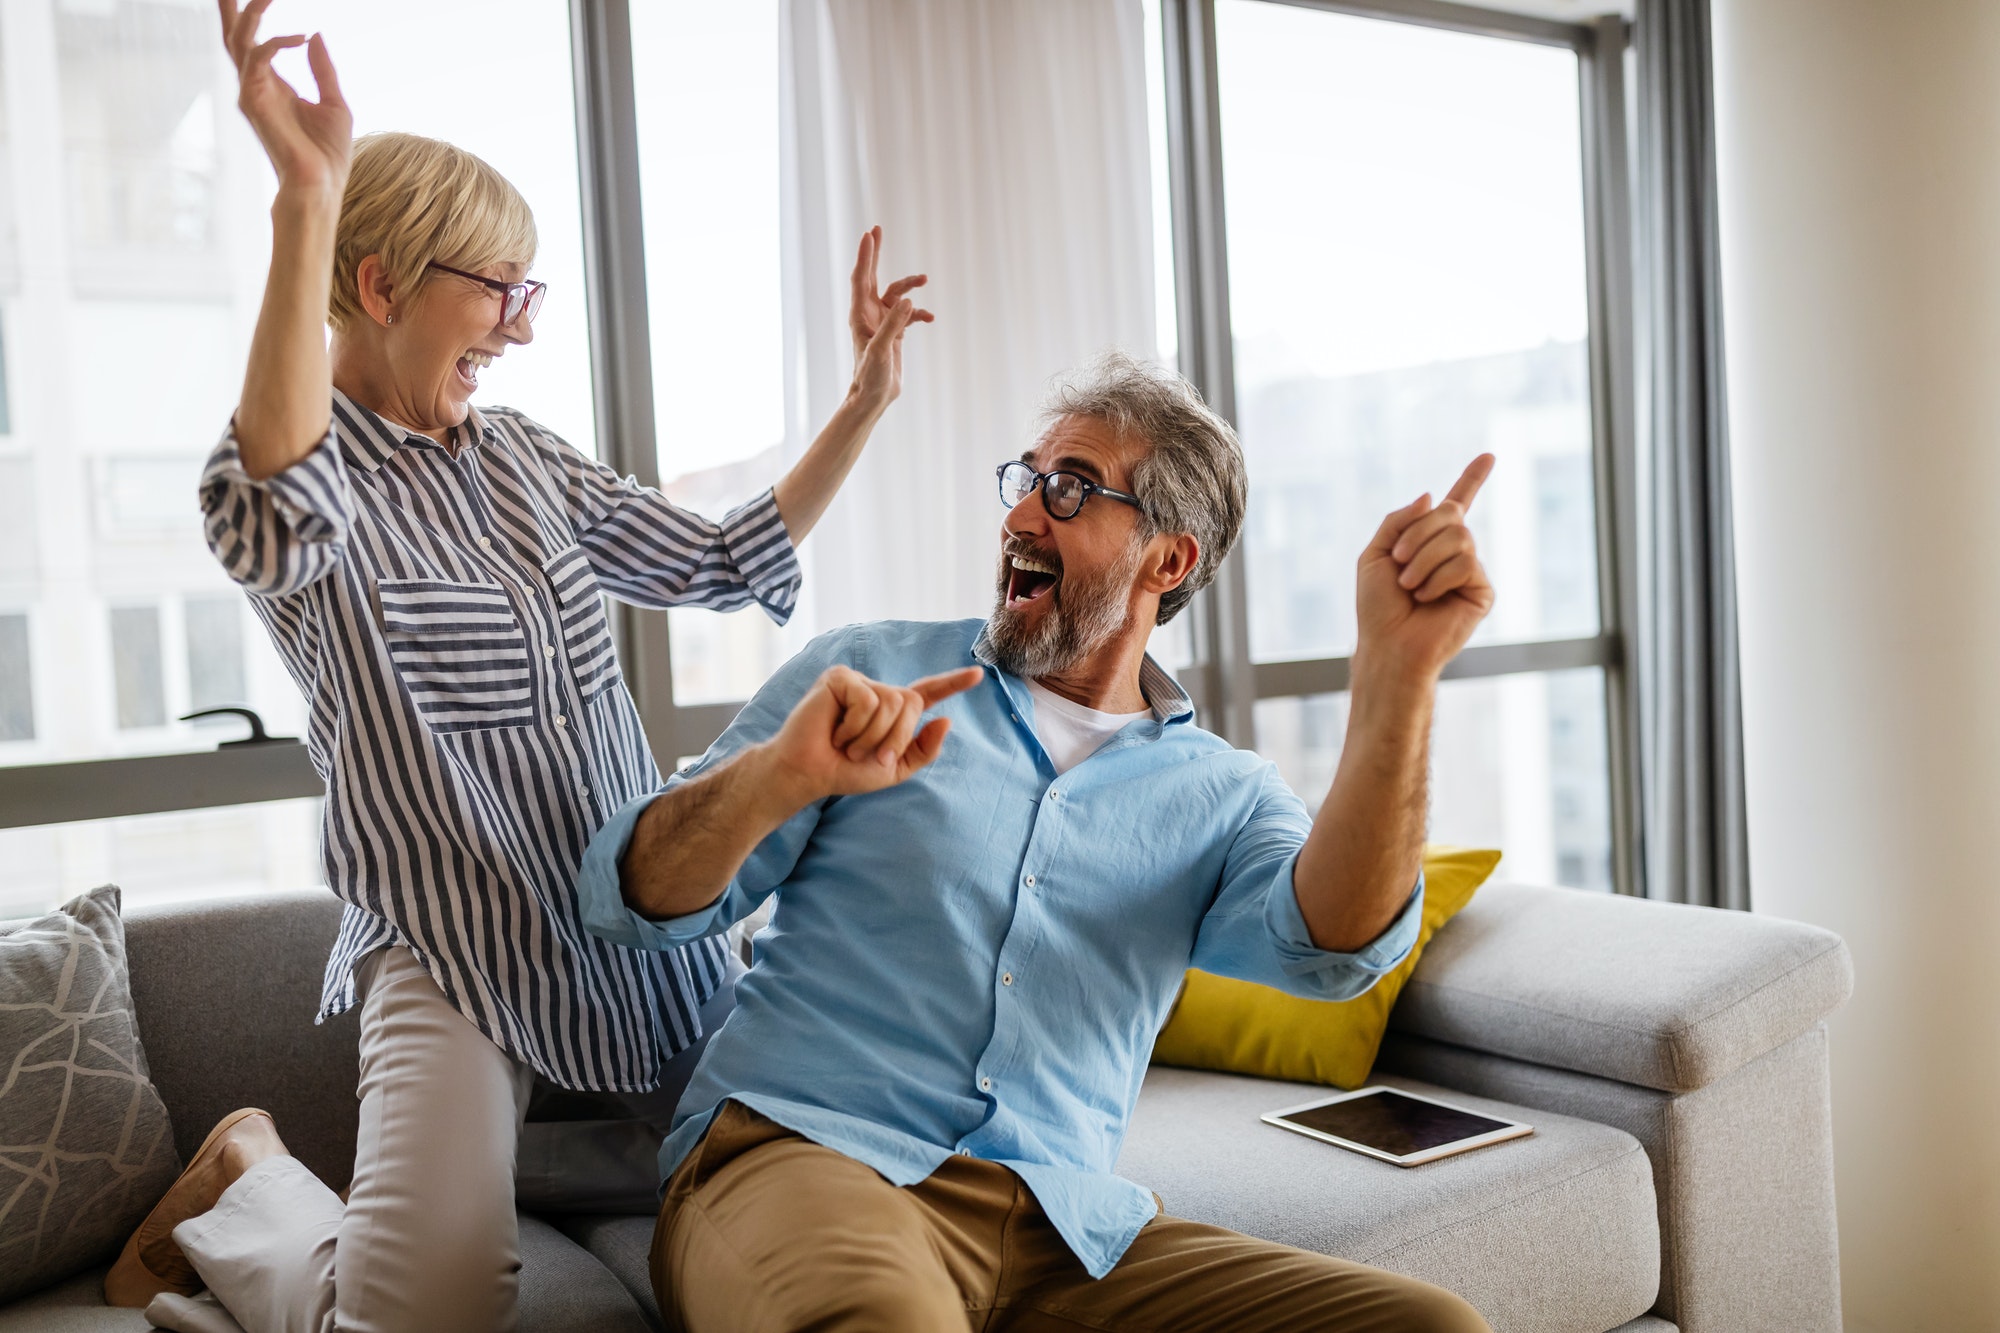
[1260,1086,1534,1167]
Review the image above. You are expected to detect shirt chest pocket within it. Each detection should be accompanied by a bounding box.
[541,544,621,703]
[376,578,535,732]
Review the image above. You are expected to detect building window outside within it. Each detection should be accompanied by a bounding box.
[1210,0,1613,889]
[3,0,593,910]
[184,593,246,716]
[0,613,32,742]
[108,604,165,730]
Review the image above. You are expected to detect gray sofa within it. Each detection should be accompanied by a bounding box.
[0,883,1851,1333]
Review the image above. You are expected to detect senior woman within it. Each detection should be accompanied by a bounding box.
[105,7,931,1330]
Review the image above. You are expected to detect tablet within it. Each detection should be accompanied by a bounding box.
[1261,1087,1532,1167]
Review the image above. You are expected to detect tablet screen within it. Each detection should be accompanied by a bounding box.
[1274,1089,1513,1156]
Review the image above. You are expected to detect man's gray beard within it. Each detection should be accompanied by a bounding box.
[984,541,1144,679]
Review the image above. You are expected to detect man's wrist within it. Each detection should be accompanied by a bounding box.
[740,741,826,822]
[1347,646,1439,711]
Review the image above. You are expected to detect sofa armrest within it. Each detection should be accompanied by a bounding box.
[1389,883,1853,1092]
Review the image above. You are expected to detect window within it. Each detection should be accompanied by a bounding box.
[184,593,246,715]
[0,613,32,742]
[2,0,595,911]
[109,604,165,730]
[1165,0,1632,891]
[0,798,324,921]
[627,0,801,707]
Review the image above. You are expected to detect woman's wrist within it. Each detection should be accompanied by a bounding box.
[270,180,345,228]
[839,382,893,426]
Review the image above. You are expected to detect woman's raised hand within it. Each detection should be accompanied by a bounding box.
[847,226,934,412]
[218,0,352,200]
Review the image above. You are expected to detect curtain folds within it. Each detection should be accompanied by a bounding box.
[1634,0,1751,910]
[779,0,1159,631]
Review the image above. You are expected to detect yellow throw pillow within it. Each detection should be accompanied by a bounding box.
[1150,846,1502,1090]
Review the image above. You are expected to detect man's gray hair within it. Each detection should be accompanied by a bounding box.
[1042,351,1246,625]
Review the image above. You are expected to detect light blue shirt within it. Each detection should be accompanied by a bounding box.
[578,619,1422,1278]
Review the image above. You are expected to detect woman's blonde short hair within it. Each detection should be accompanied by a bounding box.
[329,132,538,332]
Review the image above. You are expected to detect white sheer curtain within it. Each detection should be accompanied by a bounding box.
[779,0,1158,631]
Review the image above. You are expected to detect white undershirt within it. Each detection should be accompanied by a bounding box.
[1024,680,1152,775]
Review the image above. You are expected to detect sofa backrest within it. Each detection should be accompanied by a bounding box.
[124,890,360,1190]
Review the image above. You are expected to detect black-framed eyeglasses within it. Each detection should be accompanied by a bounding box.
[996,460,1146,521]
[425,261,547,325]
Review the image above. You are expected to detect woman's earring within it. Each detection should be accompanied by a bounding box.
[385,315,395,325]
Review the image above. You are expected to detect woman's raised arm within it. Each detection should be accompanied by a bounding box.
[218,0,353,480]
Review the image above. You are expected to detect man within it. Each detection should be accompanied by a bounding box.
[578,352,1497,1332]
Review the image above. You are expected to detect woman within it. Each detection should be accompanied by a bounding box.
[105,5,931,1328]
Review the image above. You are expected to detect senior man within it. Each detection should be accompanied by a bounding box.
[578,352,1497,1332]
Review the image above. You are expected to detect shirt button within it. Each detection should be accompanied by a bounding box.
[1001,972,1014,986]
[1024,874,1035,887]
[478,536,493,549]
[543,644,556,658]
[555,714,568,728]
[958,1148,973,1158]
[577,784,589,797]
[979,1077,993,1092]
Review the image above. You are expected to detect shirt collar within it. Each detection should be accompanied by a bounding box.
[331,388,492,472]
[970,622,1195,724]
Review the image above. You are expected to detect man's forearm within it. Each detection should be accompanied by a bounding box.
[1291,653,1434,952]
[621,744,814,920]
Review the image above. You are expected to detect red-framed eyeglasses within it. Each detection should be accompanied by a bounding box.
[425,261,547,325]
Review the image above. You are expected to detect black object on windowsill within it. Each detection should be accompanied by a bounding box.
[178,707,298,748]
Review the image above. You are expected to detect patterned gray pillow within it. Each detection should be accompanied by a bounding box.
[0,885,181,1303]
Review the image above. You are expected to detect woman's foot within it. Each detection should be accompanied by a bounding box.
[104,1108,288,1307]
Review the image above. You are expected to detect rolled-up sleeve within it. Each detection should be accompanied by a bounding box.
[577,625,871,952]
[1191,762,1425,1002]
[577,791,789,950]
[533,418,802,623]
[198,426,353,598]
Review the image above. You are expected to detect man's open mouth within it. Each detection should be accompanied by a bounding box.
[1005,554,1060,607]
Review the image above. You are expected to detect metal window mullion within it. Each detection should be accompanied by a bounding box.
[569,0,686,773]
[1251,633,1621,700]
[0,744,320,830]
[1579,14,1642,895]
[1265,0,1586,49]
[1161,0,1257,748]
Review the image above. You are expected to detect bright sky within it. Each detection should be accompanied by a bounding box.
[1213,0,1589,391]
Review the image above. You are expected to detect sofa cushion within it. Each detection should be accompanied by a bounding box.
[0,1215,653,1333]
[0,1268,150,1331]
[566,1069,1657,1333]
[553,1214,662,1331]
[1151,846,1500,1089]
[1390,883,1853,1093]
[0,888,182,1305]
[1116,1068,1660,1333]
[517,1214,656,1333]
[123,893,360,1191]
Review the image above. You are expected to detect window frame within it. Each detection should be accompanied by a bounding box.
[1161,0,1641,893]
[0,0,1643,900]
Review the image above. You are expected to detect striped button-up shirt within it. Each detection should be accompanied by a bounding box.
[199,390,799,1090]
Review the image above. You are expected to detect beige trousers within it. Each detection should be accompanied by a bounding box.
[654,1103,1494,1333]
[174,946,536,1333]
[170,946,733,1333]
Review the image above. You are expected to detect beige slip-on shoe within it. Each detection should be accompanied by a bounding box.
[104,1107,282,1308]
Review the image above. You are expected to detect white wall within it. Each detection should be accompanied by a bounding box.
[1712,1,2000,1326]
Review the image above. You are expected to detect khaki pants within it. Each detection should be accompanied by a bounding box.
[652,1103,1493,1333]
